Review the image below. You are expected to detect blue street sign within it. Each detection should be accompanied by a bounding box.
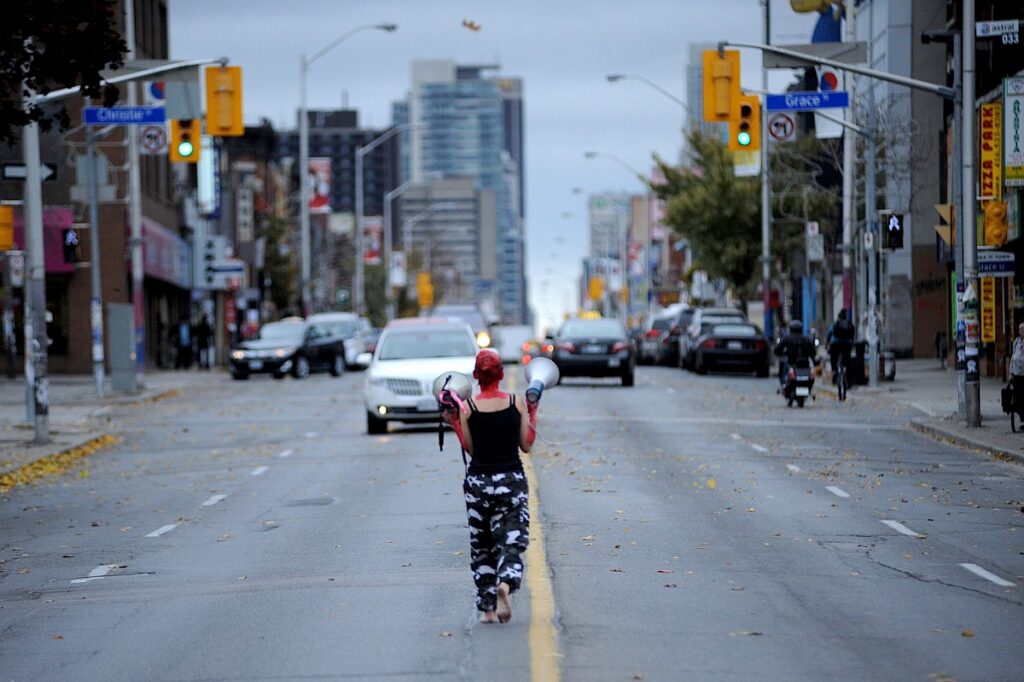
[765,90,850,112]
[83,106,166,125]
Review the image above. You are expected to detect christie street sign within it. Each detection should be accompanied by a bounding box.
[766,90,850,112]
[84,106,166,125]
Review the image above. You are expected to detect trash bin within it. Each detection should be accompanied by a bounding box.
[881,351,896,381]
[848,340,868,385]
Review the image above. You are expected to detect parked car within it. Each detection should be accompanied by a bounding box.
[552,317,636,386]
[639,311,677,365]
[361,327,382,356]
[306,312,365,369]
[681,307,747,370]
[431,304,496,350]
[229,319,344,380]
[497,324,535,364]
[363,317,479,434]
[690,322,771,377]
[664,307,694,368]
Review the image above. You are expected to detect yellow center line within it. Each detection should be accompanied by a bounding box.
[509,372,561,682]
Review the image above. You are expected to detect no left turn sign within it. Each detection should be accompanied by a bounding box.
[768,112,796,143]
[139,124,168,155]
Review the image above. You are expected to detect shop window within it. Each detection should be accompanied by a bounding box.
[45,275,69,356]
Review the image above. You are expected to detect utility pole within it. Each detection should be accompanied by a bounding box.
[864,4,879,389]
[953,33,966,415]
[21,117,48,443]
[841,3,857,319]
[86,127,105,395]
[125,0,145,390]
[962,0,981,426]
[760,0,772,338]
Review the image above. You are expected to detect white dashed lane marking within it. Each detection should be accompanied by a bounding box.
[749,443,769,453]
[959,563,1016,588]
[145,524,178,538]
[251,466,269,476]
[881,520,925,538]
[730,433,742,441]
[785,464,802,473]
[825,486,850,498]
[71,564,118,584]
[202,494,227,507]
[277,449,293,458]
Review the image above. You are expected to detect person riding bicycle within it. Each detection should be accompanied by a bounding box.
[774,319,816,386]
[826,309,856,385]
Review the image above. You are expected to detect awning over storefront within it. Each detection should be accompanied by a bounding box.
[142,216,191,289]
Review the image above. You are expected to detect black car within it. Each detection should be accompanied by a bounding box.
[690,322,771,377]
[552,317,636,386]
[664,307,694,367]
[229,320,344,380]
[681,307,747,370]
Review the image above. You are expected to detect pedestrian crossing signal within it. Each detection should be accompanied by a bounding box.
[882,212,904,250]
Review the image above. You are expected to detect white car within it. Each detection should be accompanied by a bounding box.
[363,317,479,434]
[306,312,367,369]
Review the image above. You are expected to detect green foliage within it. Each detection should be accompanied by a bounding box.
[261,216,297,315]
[653,130,761,291]
[363,264,386,328]
[0,0,126,144]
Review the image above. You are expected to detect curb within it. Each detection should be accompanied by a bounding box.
[0,434,121,493]
[908,418,1024,466]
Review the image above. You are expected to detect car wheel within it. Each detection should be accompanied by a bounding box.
[695,355,707,375]
[231,370,249,381]
[329,354,344,377]
[293,355,310,379]
[622,371,635,387]
[756,364,770,378]
[366,411,387,435]
[272,371,285,380]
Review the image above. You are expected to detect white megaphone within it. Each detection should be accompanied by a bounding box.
[432,370,472,410]
[524,357,559,405]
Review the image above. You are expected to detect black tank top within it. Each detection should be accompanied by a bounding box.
[466,395,523,474]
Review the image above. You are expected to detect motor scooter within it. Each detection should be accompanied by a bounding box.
[783,358,815,408]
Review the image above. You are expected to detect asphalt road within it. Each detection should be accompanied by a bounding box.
[0,365,1021,681]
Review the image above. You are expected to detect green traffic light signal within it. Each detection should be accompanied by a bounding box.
[737,129,751,146]
[177,138,195,157]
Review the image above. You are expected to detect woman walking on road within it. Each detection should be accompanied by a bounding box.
[443,350,538,624]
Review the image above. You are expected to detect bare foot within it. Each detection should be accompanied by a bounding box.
[480,610,499,624]
[496,582,512,623]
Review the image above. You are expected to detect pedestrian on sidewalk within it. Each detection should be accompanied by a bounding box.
[442,350,538,624]
[173,314,193,370]
[1010,322,1024,408]
[195,315,213,369]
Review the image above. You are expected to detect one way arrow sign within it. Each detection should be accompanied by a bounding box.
[2,162,57,182]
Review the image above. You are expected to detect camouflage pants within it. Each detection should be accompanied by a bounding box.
[463,470,530,612]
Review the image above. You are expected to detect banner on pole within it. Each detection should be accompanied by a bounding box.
[980,276,996,343]
[360,216,383,265]
[1005,77,1024,187]
[979,103,1003,200]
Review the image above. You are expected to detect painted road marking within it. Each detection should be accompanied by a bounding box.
[959,563,1016,588]
[202,494,227,507]
[305,432,317,439]
[277,449,293,458]
[510,373,561,681]
[881,520,924,538]
[785,464,802,473]
[825,486,850,498]
[71,564,117,584]
[251,466,269,476]
[145,524,178,538]
[730,433,742,441]
[555,414,900,431]
[750,443,769,453]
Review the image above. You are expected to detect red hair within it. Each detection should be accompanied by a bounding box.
[473,349,504,386]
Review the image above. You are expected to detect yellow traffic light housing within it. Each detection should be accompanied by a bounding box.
[205,66,244,137]
[984,200,1007,246]
[170,119,201,163]
[729,94,761,151]
[588,276,605,302]
[702,50,740,123]
[416,271,434,308]
[0,206,14,251]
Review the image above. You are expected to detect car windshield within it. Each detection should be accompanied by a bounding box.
[703,314,744,325]
[713,324,758,337]
[434,307,486,330]
[322,320,358,337]
[259,323,305,342]
[378,330,476,360]
[561,319,626,337]
[651,317,673,331]
[676,311,694,326]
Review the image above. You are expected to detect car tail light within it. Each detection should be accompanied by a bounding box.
[556,341,576,353]
[542,343,554,354]
[754,339,768,351]
[522,355,532,364]
[611,341,629,353]
[645,329,661,338]
[702,339,717,349]
[521,342,532,352]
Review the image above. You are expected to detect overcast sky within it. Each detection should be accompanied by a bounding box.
[168,0,818,331]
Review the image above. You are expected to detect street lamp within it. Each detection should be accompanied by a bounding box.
[354,122,420,317]
[298,22,396,315]
[605,73,693,115]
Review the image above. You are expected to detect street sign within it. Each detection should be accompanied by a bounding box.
[204,259,246,290]
[83,106,166,125]
[976,20,1019,37]
[766,90,849,112]
[768,112,796,142]
[139,125,168,155]
[977,249,1015,277]
[2,162,56,181]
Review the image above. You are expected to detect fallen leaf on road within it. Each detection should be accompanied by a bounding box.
[664,583,677,588]
[707,479,716,490]
[580,535,595,542]
[657,569,673,574]
[746,507,756,513]
[452,551,463,556]
[52,634,64,640]
[961,630,975,637]
[610,568,625,573]
[440,631,453,637]
[17,568,29,574]
[62,554,74,558]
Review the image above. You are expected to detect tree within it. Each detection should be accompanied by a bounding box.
[0,0,125,145]
[261,216,298,316]
[653,130,761,293]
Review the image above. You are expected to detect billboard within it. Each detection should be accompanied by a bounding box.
[361,216,383,265]
[308,157,332,213]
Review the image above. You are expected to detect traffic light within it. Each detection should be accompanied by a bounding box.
[170,119,201,163]
[416,271,434,308]
[0,206,13,251]
[588,276,605,302]
[204,66,244,137]
[702,50,740,123]
[62,227,81,263]
[882,212,905,250]
[984,200,1008,246]
[729,94,761,151]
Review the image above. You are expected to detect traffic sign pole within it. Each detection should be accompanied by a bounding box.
[21,115,49,443]
[86,126,105,396]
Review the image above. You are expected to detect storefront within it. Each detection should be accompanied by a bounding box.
[141,217,192,369]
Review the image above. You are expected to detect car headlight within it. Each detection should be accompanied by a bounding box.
[231,350,245,360]
[274,347,296,358]
[476,331,491,348]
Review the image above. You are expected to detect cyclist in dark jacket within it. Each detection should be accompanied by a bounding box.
[774,320,816,386]
[826,309,856,384]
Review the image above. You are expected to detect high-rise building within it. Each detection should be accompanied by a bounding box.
[403,60,526,323]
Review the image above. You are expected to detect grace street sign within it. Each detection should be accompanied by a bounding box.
[766,90,849,112]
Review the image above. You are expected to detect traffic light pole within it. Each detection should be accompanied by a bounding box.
[86,127,105,396]
[841,5,857,322]
[21,117,48,443]
[760,0,772,339]
[962,0,981,427]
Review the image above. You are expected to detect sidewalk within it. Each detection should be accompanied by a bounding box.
[0,370,222,486]
[820,358,1024,465]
